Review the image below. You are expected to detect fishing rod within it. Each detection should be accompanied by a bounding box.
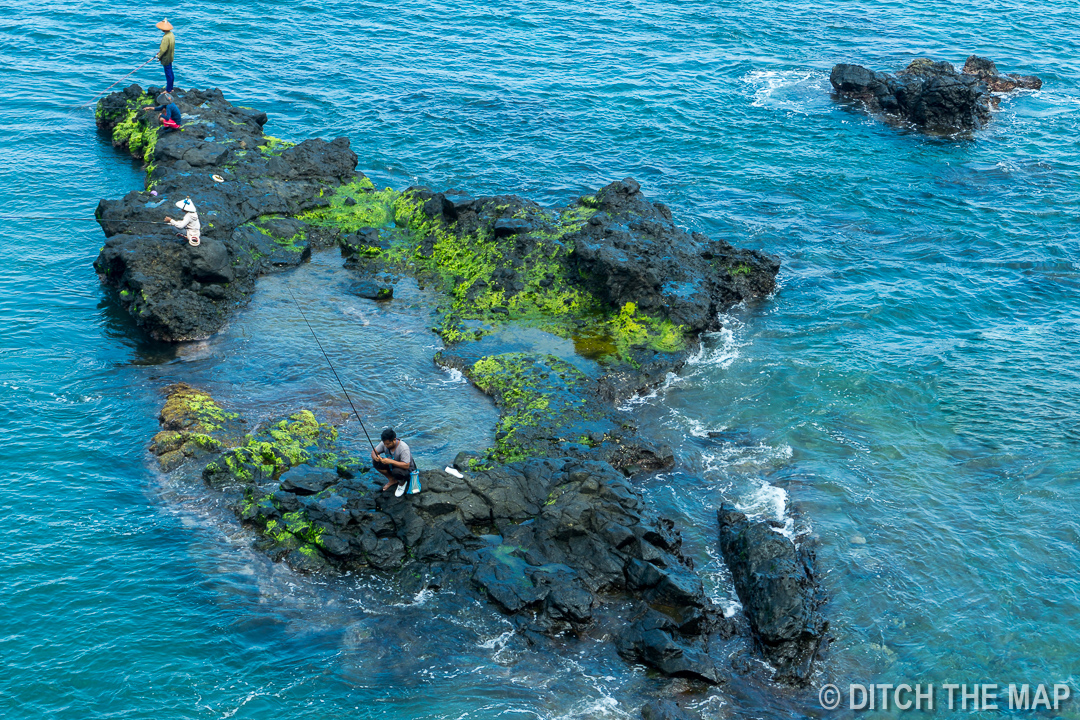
[72,55,159,110]
[286,282,379,455]
[0,216,168,224]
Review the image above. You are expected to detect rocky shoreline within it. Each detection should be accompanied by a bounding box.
[96,84,825,713]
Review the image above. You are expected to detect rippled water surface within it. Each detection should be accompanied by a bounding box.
[2,1,1079,718]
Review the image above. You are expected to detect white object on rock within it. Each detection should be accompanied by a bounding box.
[444,466,464,478]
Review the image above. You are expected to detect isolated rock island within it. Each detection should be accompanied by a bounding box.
[95,84,826,712]
[830,55,1041,134]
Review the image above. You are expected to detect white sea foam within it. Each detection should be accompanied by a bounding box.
[737,480,787,522]
[736,481,797,540]
[743,69,829,114]
[700,545,744,617]
[701,441,793,473]
[477,628,514,650]
[687,310,747,369]
[441,366,467,384]
[680,414,717,438]
[617,371,684,410]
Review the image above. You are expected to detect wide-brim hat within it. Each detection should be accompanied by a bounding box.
[156,19,173,31]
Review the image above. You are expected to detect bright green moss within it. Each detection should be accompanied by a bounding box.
[160,384,239,434]
[259,135,295,156]
[610,301,687,354]
[297,184,690,360]
[210,410,340,485]
[299,179,395,233]
[468,353,591,464]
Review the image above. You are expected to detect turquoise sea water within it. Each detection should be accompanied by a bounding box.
[2,1,1079,718]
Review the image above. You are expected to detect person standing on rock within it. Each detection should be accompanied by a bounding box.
[164,198,201,247]
[371,428,416,497]
[155,19,175,93]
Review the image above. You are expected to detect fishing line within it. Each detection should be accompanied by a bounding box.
[0,216,167,223]
[286,282,379,454]
[72,56,159,109]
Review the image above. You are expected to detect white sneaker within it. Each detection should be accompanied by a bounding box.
[394,483,407,498]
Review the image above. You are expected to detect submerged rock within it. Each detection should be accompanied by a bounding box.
[434,349,674,473]
[716,504,828,685]
[347,278,393,300]
[640,699,703,720]
[829,56,1041,134]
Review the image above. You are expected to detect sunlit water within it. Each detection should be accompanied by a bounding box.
[2,1,1079,718]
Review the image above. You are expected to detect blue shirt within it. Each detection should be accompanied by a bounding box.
[153,103,182,125]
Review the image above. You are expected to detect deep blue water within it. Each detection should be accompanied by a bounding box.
[2,1,1079,718]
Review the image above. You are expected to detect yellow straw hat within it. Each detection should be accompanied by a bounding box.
[156,19,173,31]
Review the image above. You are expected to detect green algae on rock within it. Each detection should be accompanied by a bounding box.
[96,87,158,164]
[466,353,594,464]
[149,384,364,483]
[149,383,244,472]
[202,409,361,488]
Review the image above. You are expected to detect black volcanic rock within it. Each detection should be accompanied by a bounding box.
[716,504,828,685]
[830,57,1041,134]
[570,178,780,332]
[93,86,360,340]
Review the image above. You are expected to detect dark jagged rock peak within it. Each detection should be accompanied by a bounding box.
[829,56,1041,134]
[717,504,828,686]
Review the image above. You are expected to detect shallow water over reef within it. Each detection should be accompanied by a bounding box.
[3,0,1080,718]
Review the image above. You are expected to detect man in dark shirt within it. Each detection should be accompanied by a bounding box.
[143,93,182,133]
[371,428,416,496]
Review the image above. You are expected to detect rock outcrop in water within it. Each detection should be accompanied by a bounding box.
[829,56,1041,134]
[717,504,828,686]
[154,384,739,685]
[102,85,823,700]
[93,85,778,346]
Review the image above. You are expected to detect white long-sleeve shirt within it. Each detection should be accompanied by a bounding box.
[168,211,201,243]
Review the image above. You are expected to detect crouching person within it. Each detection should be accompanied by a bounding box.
[164,198,200,247]
[143,92,182,133]
[372,428,416,497]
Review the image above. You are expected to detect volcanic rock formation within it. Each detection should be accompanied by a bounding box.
[829,56,1041,134]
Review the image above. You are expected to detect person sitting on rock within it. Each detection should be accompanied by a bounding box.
[144,93,182,133]
[164,198,201,247]
[371,428,415,497]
